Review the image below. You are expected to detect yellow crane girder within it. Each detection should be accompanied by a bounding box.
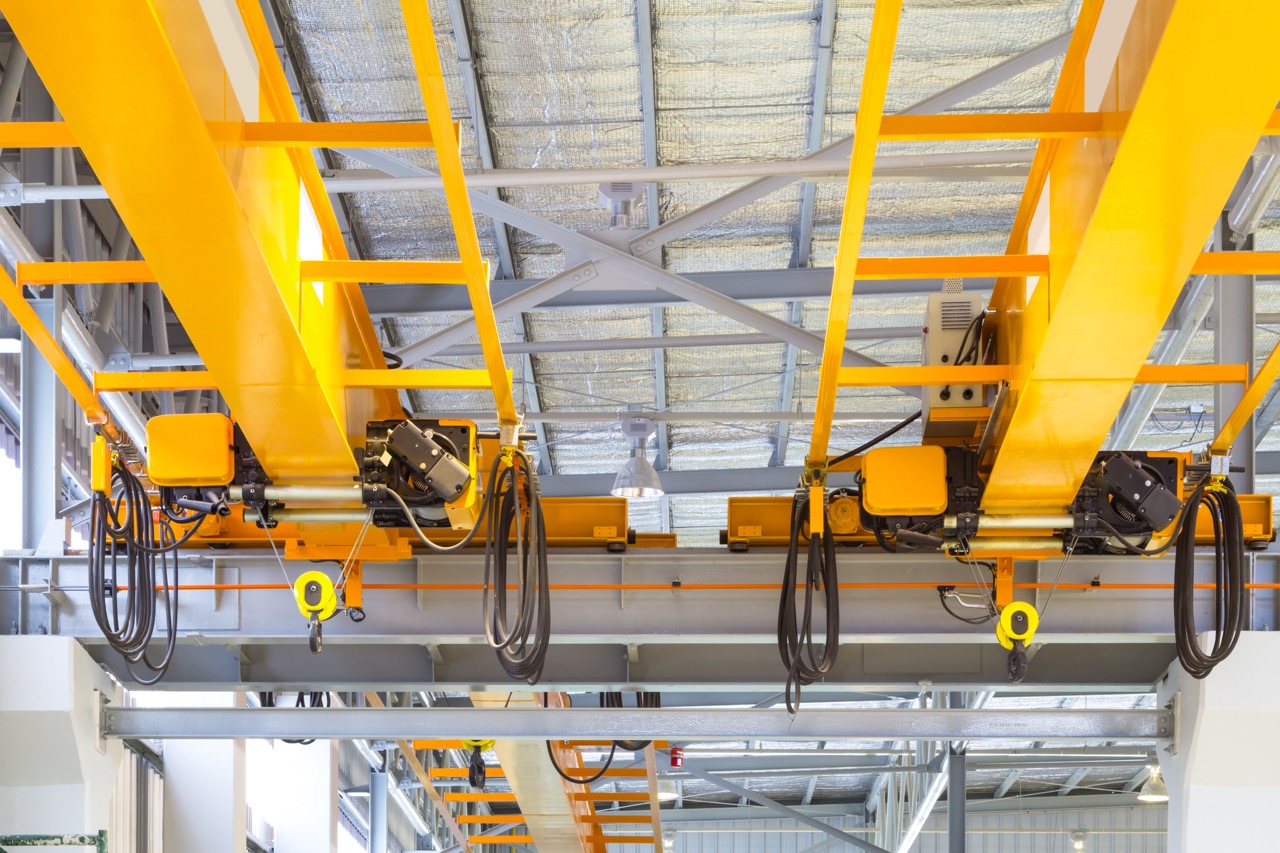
[981,0,1280,511]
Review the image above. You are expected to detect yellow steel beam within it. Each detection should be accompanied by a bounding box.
[94,372,215,393]
[231,0,401,422]
[234,119,453,148]
[400,0,517,426]
[17,260,153,286]
[0,267,114,433]
[14,112,1280,150]
[838,366,1011,387]
[96,362,1240,397]
[856,254,1047,279]
[300,259,473,284]
[0,121,77,147]
[2,0,402,481]
[878,111,1120,141]
[982,0,1280,511]
[0,120,454,149]
[345,368,509,390]
[836,364,1245,388]
[27,251,1280,289]
[1138,364,1246,385]
[987,0,1104,351]
[1191,251,1280,275]
[1212,342,1280,454]
[806,0,904,470]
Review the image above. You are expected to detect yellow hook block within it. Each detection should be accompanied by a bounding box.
[995,601,1039,651]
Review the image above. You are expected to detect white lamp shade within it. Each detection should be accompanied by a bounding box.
[611,447,664,497]
[1137,767,1169,803]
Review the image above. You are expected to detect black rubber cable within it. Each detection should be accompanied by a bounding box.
[482,449,551,684]
[88,462,206,685]
[1173,481,1245,679]
[828,411,922,468]
[385,448,551,683]
[777,492,840,715]
[546,740,616,785]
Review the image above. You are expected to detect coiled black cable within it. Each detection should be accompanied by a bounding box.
[88,461,206,685]
[777,492,839,715]
[544,691,663,784]
[1173,481,1245,679]
[546,740,616,785]
[482,448,551,684]
[386,447,551,682]
[258,691,330,744]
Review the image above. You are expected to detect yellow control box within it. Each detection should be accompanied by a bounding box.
[146,413,235,486]
[861,445,948,516]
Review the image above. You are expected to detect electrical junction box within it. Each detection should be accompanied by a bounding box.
[146,413,236,486]
[922,282,985,437]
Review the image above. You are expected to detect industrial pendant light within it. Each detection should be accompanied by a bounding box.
[611,412,664,498]
[1137,765,1169,803]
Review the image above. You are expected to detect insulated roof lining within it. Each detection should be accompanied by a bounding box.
[274,0,1253,543]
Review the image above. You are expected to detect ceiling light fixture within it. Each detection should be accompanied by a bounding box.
[1069,829,1089,850]
[656,779,679,803]
[611,413,664,498]
[1137,765,1169,803]
[662,828,678,850]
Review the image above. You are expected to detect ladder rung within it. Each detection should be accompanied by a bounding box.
[431,768,506,778]
[561,768,647,779]
[580,814,652,824]
[458,814,525,825]
[470,836,533,845]
[445,792,517,802]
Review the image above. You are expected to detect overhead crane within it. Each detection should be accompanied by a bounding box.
[4,0,1280,849]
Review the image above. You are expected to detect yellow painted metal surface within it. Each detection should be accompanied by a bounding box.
[90,436,112,494]
[345,368,508,390]
[95,371,215,393]
[25,250,1280,288]
[2,0,396,482]
[145,413,235,486]
[983,0,1280,511]
[879,111,1122,141]
[301,259,472,284]
[18,260,153,285]
[400,0,518,426]
[0,121,76,146]
[1213,342,1280,453]
[0,266,114,433]
[231,119,451,148]
[861,446,948,516]
[838,365,1009,387]
[806,0,904,471]
[1136,364,1245,385]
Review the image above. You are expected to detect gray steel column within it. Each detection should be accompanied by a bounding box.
[20,68,55,259]
[19,295,61,548]
[947,745,966,853]
[368,768,388,853]
[1215,213,1255,492]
